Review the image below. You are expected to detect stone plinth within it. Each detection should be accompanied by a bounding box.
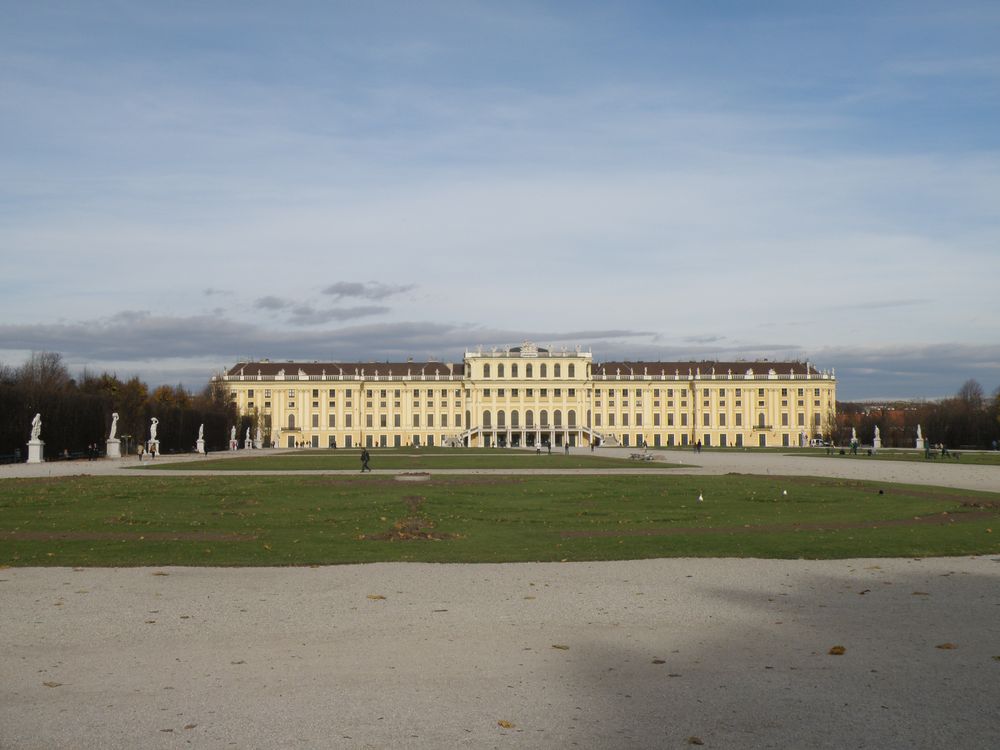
[148,440,160,456]
[196,439,205,454]
[106,439,121,458]
[873,437,882,450]
[27,439,44,464]
[916,438,926,450]
[254,439,263,450]
[244,439,252,450]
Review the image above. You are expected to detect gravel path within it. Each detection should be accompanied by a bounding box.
[2,449,999,748]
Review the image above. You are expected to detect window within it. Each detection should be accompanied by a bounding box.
[527,388,533,397]
[484,388,491,397]
[703,413,710,427]
[427,414,434,427]
[441,414,448,427]
[703,388,709,397]
[312,389,319,398]
[345,414,352,427]
[635,413,642,426]
[380,415,387,428]
[413,389,420,397]
[540,364,547,378]
[288,389,295,396]
[366,390,373,398]
[568,364,575,377]
[554,388,561,397]
[312,414,319,428]
[554,364,561,377]
[512,388,519,397]
[540,388,547,397]
[483,364,491,378]
[328,414,336,428]
[413,415,420,427]
[667,413,674,426]
[497,364,505,378]
[288,414,296,429]
[568,388,575,397]
[667,388,673,397]
[681,413,688,427]
[366,415,373,428]
[735,413,742,426]
[497,410,505,428]
[608,414,615,427]
[719,414,726,426]
[482,411,492,428]
[498,388,505,397]
[511,364,518,378]
[526,364,533,378]
[247,389,255,398]
[595,414,602,427]
[654,413,661,426]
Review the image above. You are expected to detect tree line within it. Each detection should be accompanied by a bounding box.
[0,352,243,457]
[836,379,1000,449]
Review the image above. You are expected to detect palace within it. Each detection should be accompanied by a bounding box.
[217,342,837,450]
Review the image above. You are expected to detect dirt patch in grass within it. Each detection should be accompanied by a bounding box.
[0,531,257,542]
[360,495,457,542]
[559,509,998,539]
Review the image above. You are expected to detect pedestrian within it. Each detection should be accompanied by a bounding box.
[564,442,570,455]
[360,447,371,472]
[547,440,551,455]
[138,445,144,462]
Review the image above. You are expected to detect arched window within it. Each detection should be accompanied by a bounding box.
[483,410,492,428]
[586,409,591,427]
[288,414,295,429]
[568,410,577,427]
[483,364,491,378]
[540,410,549,427]
[554,364,561,377]
[554,410,563,427]
[540,364,547,378]
[498,363,505,378]
[497,410,506,428]
[465,410,471,428]
[511,410,520,428]
[568,364,575,378]
[526,364,533,378]
[758,413,766,427]
[526,410,535,428]
[511,364,518,378]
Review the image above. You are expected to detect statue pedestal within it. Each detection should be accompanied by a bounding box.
[106,439,121,459]
[27,439,44,464]
[196,439,205,454]
[873,437,882,450]
[916,438,926,450]
[148,440,160,455]
[254,439,263,450]
[244,439,252,450]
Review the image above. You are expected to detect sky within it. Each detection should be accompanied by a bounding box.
[1,1,998,401]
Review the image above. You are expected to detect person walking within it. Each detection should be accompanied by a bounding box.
[360,447,372,472]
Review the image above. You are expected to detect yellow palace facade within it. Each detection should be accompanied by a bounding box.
[218,342,837,450]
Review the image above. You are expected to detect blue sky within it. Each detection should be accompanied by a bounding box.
[1,1,998,400]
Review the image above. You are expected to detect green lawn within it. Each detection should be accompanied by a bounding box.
[153,447,675,471]
[2,474,997,565]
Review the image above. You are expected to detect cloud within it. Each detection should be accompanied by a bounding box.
[321,282,416,300]
[202,288,231,296]
[255,296,291,310]
[286,305,390,325]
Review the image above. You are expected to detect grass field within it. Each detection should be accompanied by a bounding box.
[151,447,676,471]
[2,473,997,566]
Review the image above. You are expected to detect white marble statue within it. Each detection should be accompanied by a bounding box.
[230,426,237,442]
[30,413,42,440]
[198,423,204,441]
[245,427,251,443]
[255,424,262,443]
[851,427,857,444]
[874,426,880,441]
[109,412,119,440]
[149,417,159,442]
[917,424,923,440]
